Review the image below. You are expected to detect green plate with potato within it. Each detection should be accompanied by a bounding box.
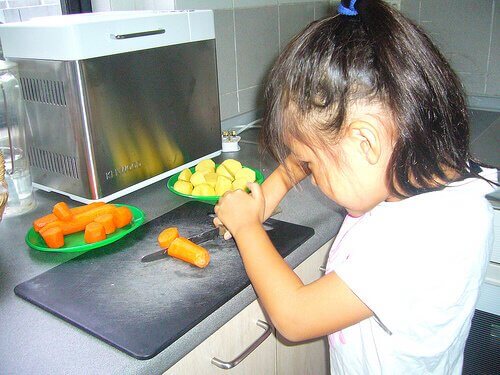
[167,164,265,203]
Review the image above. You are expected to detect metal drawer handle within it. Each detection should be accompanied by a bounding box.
[319,265,326,273]
[211,319,272,369]
[110,29,165,40]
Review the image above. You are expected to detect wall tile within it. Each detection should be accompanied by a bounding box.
[2,8,21,22]
[238,85,264,114]
[235,6,279,89]
[279,0,316,3]
[315,1,332,19]
[234,0,277,8]
[488,1,500,78]
[7,0,40,6]
[109,0,134,10]
[219,92,239,120]
[214,9,237,94]
[279,3,314,50]
[0,0,7,8]
[458,72,486,96]
[400,0,420,22]
[91,0,111,11]
[486,75,500,97]
[19,4,60,21]
[154,0,175,10]
[175,0,232,10]
[420,0,492,75]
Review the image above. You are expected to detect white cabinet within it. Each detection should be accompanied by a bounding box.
[276,239,333,375]
[164,239,334,375]
[164,299,276,375]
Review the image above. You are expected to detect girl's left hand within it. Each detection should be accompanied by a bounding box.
[214,182,265,240]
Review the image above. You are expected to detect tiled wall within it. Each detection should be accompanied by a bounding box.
[0,0,61,22]
[401,0,499,98]
[92,0,332,120]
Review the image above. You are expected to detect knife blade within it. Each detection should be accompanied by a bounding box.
[141,227,221,263]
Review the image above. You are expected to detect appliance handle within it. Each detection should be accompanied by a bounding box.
[211,319,272,369]
[110,29,166,40]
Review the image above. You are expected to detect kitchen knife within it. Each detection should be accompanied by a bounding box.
[141,227,221,263]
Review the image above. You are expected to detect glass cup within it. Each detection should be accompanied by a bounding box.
[0,60,35,216]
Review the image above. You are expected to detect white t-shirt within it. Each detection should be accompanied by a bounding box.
[326,169,497,375]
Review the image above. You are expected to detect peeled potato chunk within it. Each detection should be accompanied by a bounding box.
[215,175,233,196]
[204,172,218,188]
[232,179,249,191]
[174,180,193,195]
[190,171,207,186]
[195,159,216,173]
[192,183,216,196]
[178,168,192,182]
[234,167,256,183]
[221,159,242,177]
[216,164,234,181]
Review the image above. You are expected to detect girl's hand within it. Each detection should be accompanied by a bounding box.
[214,182,265,240]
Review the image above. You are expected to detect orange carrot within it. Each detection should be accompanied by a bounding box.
[94,213,116,235]
[40,226,65,249]
[53,202,72,221]
[168,237,210,268]
[40,204,117,235]
[113,206,133,229]
[33,202,106,232]
[157,227,179,249]
[84,222,106,244]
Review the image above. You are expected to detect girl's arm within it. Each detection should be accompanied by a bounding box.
[214,184,373,342]
[261,155,310,220]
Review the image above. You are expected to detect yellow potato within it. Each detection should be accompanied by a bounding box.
[204,172,218,188]
[221,159,242,177]
[234,167,256,183]
[232,178,249,191]
[215,175,232,196]
[178,168,192,182]
[192,183,216,196]
[190,171,207,186]
[195,159,216,173]
[173,180,193,195]
[216,164,234,181]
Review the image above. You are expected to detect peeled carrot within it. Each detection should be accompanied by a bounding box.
[113,206,133,229]
[94,213,116,235]
[40,226,65,249]
[168,237,210,268]
[84,222,106,244]
[40,204,117,235]
[53,202,72,221]
[33,202,106,232]
[157,227,179,249]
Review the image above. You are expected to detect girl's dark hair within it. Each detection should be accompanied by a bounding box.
[262,0,488,198]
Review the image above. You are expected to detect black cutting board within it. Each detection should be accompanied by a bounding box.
[15,201,314,360]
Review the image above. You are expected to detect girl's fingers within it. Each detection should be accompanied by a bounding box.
[247,182,263,201]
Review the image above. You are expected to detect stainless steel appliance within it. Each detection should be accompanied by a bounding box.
[0,11,222,202]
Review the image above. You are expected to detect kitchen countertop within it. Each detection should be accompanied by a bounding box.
[0,129,345,375]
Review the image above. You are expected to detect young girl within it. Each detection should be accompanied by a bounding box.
[214,0,498,373]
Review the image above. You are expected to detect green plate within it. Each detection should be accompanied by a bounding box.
[25,204,145,253]
[167,165,265,203]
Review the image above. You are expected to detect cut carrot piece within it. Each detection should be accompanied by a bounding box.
[84,222,106,244]
[157,227,179,249]
[168,237,210,268]
[40,226,65,249]
[53,202,72,221]
[33,202,106,232]
[94,213,116,235]
[113,206,133,229]
[40,204,118,235]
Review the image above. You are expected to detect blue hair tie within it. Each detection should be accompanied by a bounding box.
[338,0,358,16]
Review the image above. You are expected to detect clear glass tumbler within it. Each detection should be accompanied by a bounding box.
[0,60,35,216]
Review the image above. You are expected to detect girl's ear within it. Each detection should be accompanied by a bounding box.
[347,121,381,165]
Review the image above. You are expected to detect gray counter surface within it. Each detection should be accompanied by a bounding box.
[0,131,345,374]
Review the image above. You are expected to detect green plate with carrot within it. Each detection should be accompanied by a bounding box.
[25,204,145,253]
[167,164,264,203]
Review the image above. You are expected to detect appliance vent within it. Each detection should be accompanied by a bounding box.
[20,77,67,106]
[28,147,79,179]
